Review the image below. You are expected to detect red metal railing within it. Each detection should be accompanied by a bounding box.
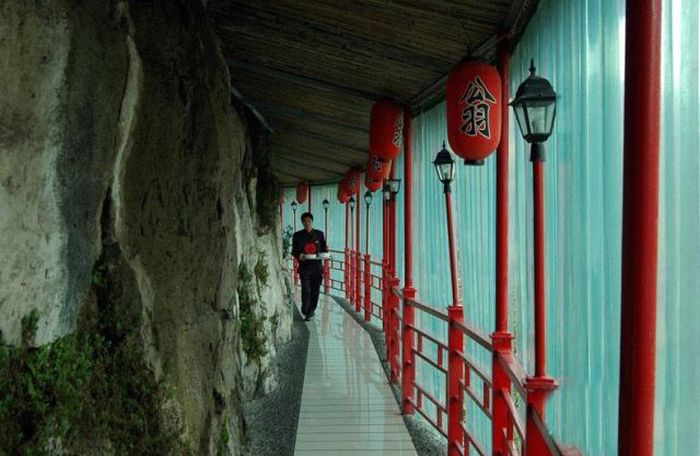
[286,249,575,456]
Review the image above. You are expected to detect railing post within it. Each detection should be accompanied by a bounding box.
[389,276,401,383]
[401,288,415,414]
[355,251,362,313]
[324,256,330,294]
[382,260,389,332]
[447,305,465,456]
[345,248,350,299]
[384,263,392,363]
[364,255,372,321]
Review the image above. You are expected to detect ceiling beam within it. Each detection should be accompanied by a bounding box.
[409,31,507,111]
[269,119,366,151]
[272,142,361,168]
[272,153,349,174]
[272,160,337,182]
[244,99,369,134]
[272,129,367,155]
[227,58,385,102]
[273,168,308,182]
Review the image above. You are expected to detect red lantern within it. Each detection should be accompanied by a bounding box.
[366,155,392,181]
[365,176,383,192]
[369,99,404,160]
[296,181,309,204]
[337,183,350,203]
[446,60,502,162]
[342,168,361,195]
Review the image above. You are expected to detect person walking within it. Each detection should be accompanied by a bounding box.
[292,212,328,320]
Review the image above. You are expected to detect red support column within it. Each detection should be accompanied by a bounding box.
[447,305,465,456]
[383,199,388,331]
[364,254,372,321]
[345,204,350,300]
[401,108,416,415]
[492,37,514,455]
[324,207,330,294]
[618,1,662,455]
[355,195,362,312]
[308,185,312,212]
[293,212,299,286]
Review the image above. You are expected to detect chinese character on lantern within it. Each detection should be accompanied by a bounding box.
[460,76,496,139]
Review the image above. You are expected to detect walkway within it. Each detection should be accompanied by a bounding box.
[294,294,418,455]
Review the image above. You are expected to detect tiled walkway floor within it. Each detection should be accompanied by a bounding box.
[294,294,418,455]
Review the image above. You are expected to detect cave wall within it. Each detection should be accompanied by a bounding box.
[0,1,291,453]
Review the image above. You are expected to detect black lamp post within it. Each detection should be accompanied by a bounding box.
[364,190,373,251]
[322,198,330,242]
[291,200,298,232]
[433,143,460,308]
[387,178,401,200]
[511,59,557,405]
[433,142,456,194]
[510,59,557,162]
[382,181,391,202]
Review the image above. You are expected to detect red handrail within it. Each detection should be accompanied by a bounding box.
[305,249,572,456]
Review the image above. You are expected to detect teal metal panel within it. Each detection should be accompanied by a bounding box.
[510,0,626,453]
[656,0,700,454]
[281,1,699,451]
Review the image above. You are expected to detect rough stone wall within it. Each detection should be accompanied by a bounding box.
[0,1,291,454]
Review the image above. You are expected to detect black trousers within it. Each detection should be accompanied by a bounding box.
[300,273,323,317]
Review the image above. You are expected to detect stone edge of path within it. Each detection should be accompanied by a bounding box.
[331,295,448,456]
[243,301,309,456]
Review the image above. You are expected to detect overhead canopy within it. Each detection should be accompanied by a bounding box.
[208,0,538,186]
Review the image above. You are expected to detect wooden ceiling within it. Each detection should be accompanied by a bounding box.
[208,0,536,186]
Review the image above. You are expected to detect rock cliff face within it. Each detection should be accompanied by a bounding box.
[0,1,291,453]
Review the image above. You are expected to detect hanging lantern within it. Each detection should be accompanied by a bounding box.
[366,155,392,182]
[296,181,309,204]
[337,182,350,203]
[365,176,383,192]
[446,60,502,163]
[342,168,361,195]
[369,98,404,160]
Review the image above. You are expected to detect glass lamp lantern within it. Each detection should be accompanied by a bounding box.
[433,142,456,189]
[510,59,557,146]
[364,190,373,207]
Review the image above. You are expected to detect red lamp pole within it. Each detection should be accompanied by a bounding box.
[618,1,662,455]
[355,191,362,313]
[293,207,299,286]
[383,194,389,332]
[443,183,463,456]
[401,108,416,414]
[364,198,372,321]
[345,203,350,300]
[349,203,355,305]
[324,205,330,294]
[492,37,514,455]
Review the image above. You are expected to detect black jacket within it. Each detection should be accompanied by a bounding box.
[292,229,328,275]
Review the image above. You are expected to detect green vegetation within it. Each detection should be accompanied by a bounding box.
[216,413,230,456]
[0,252,185,455]
[254,249,269,295]
[255,160,282,233]
[238,263,268,361]
[282,225,293,258]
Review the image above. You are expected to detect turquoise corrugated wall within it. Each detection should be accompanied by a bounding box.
[281,0,699,453]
